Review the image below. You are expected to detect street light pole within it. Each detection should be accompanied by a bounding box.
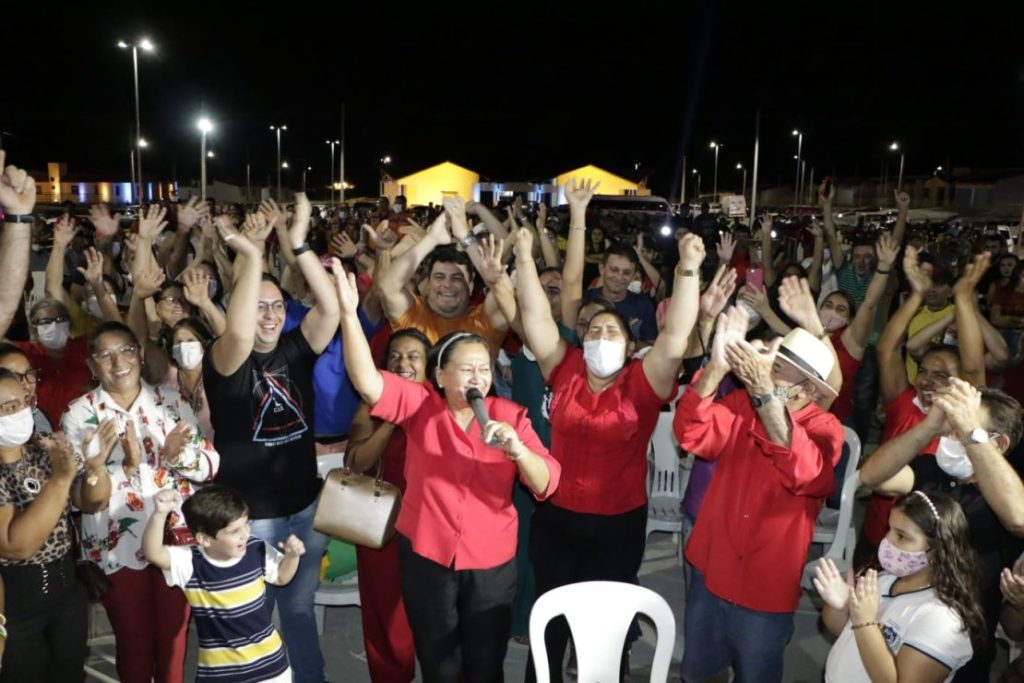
[890,142,905,193]
[792,129,803,206]
[118,38,153,203]
[327,140,338,205]
[197,118,213,201]
[302,166,311,193]
[709,141,721,201]
[270,125,287,200]
[736,163,747,202]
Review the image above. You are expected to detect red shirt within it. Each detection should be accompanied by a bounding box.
[674,370,844,613]
[18,337,91,426]
[829,331,862,423]
[863,387,940,544]
[547,347,676,515]
[370,372,560,570]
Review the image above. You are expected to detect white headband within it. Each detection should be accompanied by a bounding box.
[911,490,940,523]
[435,332,472,364]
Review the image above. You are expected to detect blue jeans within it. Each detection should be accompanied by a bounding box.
[250,497,329,683]
[680,568,794,683]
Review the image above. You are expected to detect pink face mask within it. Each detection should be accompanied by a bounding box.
[819,309,848,333]
[877,537,929,577]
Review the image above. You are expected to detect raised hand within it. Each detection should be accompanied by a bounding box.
[563,177,600,210]
[1001,557,1024,609]
[0,150,37,215]
[679,233,706,270]
[724,337,780,395]
[932,377,983,437]
[216,214,260,259]
[475,234,506,287]
[53,214,79,249]
[739,284,772,316]
[953,251,991,299]
[176,197,210,232]
[808,221,824,240]
[442,196,470,237]
[154,488,183,514]
[182,268,212,307]
[330,232,358,259]
[132,266,166,300]
[894,190,910,212]
[709,305,749,370]
[77,247,105,287]
[876,233,899,271]
[332,260,361,317]
[258,198,286,232]
[903,246,932,295]
[848,569,880,625]
[38,432,77,483]
[162,421,193,467]
[360,222,397,251]
[241,211,273,246]
[818,179,835,205]
[289,192,313,247]
[812,558,853,610]
[512,225,534,261]
[425,211,452,246]
[778,276,824,333]
[138,204,169,241]
[716,231,736,261]
[279,534,306,557]
[89,204,122,241]
[699,264,739,322]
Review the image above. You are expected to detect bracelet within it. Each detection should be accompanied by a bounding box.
[3,213,33,224]
[0,622,6,640]
[851,621,880,631]
[676,265,698,277]
[292,243,312,257]
[223,234,237,242]
[875,267,891,274]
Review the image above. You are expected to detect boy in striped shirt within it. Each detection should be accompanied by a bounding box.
[143,485,306,682]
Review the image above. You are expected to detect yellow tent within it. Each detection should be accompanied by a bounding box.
[555,165,646,199]
[385,161,480,206]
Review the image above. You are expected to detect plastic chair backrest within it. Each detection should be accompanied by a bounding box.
[529,581,675,683]
[316,452,346,479]
[824,427,862,561]
[649,412,682,498]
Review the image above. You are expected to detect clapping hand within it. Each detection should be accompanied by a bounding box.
[931,377,983,438]
[708,305,749,371]
[903,246,932,295]
[699,265,738,322]
[847,569,881,625]
[812,558,853,610]
[162,421,194,467]
[1000,557,1024,610]
[724,337,780,395]
[38,432,77,483]
[331,259,361,317]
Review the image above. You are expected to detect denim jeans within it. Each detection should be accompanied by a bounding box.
[250,497,329,683]
[680,567,794,683]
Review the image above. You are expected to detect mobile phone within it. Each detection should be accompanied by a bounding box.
[746,264,764,290]
[821,175,832,197]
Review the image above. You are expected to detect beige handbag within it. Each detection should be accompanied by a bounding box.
[313,453,402,549]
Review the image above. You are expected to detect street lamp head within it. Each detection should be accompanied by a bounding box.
[382,156,392,164]
[282,162,289,169]
[792,129,800,136]
[889,142,899,151]
[117,41,129,48]
[139,39,154,52]
[207,150,215,158]
[281,125,287,131]
[138,138,149,148]
[709,141,717,149]
[197,118,213,133]
[736,163,743,170]
[307,166,312,171]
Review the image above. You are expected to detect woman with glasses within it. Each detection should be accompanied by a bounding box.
[16,299,92,425]
[0,370,92,680]
[61,321,220,683]
[0,343,50,433]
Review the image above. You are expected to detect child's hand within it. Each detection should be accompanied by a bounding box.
[154,489,182,514]
[848,569,880,625]
[279,534,305,558]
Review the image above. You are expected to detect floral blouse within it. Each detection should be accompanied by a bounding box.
[61,383,220,574]
[0,442,72,566]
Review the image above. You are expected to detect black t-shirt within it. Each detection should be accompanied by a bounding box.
[204,328,320,519]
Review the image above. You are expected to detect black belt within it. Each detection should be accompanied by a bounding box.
[0,554,78,598]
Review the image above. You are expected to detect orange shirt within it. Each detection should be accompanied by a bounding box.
[392,295,506,351]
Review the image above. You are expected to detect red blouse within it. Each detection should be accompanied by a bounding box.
[674,370,844,613]
[829,331,862,423]
[547,347,676,515]
[370,372,560,570]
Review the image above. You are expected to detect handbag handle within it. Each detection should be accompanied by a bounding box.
[342,446,388,492]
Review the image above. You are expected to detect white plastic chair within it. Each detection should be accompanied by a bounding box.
[802,440,860,589]
[313,452,361,635]
[529,581,676,683]
[811,427,861,548]
[645,411,688,561]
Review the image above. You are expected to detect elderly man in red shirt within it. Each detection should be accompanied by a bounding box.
[674,306,844,683]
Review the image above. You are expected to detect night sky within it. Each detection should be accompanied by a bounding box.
[6,1,1023,201]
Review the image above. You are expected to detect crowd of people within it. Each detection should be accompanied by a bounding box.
[1,144,1024,683]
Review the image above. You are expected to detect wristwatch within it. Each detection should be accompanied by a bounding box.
[749,393,774,409]
[459,234,477,249]
[963,428,991,446]
[3,213,33,224]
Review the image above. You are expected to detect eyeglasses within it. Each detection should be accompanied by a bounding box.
[31,316,69,327]
[7,369,40,385]
[91,344,139,365]
[0,397,30,416]
[157,296,185,307]
[257,300,286,314]
[543,286,562,296]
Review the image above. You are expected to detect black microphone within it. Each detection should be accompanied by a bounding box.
[465,388,499,445]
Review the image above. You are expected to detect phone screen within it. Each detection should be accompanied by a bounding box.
[747,265,764,290]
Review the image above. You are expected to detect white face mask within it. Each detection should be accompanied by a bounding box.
[943,331,957,346]
[36,321,70,350]
[172,341,204,370]
[85,295,103,319]
[0,407,35,447]
[207,280,219,300]
[935,436,974,480]
[627,280,643,294]
[583,339,626,378]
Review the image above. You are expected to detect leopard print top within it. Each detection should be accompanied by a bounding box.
[0,443,72,565]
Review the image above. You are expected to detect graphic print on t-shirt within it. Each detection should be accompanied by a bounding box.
[251,365,308,445]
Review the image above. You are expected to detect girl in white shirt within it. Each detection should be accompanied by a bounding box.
[814,490,985,683]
